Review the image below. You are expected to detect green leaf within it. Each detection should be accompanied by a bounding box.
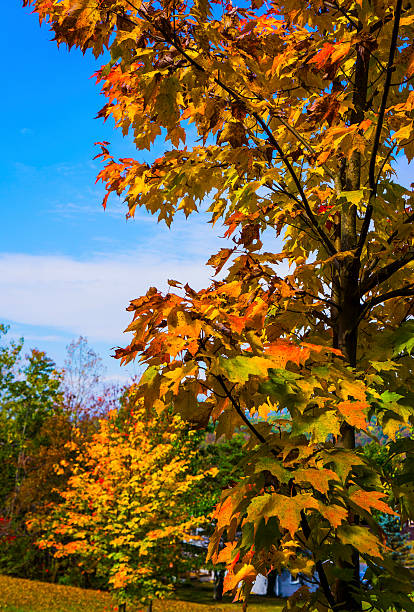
[337,525,383,558]
[217,355,272,383]
[387,321,414,356]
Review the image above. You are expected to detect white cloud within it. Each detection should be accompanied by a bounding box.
[0,208,285,349]
[0,251,214,343]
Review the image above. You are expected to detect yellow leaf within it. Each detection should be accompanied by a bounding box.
[392,123,413,143]
[337,525,383,558]
[223,564,257,592]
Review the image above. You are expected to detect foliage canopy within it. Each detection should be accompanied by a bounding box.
[23,0,414,610]
[29,390,217,608]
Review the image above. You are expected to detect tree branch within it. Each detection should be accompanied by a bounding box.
[359,284,414,322]
[269,111,336,182]
[359,210,414,285]
[113,1,337,257]
[251,116,337,256]
[374,143,396,189]
[213,373,337,610]
[295,290,339,309]
[357,0,403,255]
[360,249,414,294]
[324,0,360,30]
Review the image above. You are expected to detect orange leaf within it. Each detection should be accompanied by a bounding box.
[295,468,339,494]
[310,43,335,69]
[318,503,348,528]
[214,496,235,530]
[359,119,372,131]
[266,340,310,368]
[223,564,257,592]
[350,490,397,516]
[337,400,368,429]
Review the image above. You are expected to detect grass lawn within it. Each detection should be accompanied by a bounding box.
[0,575,285,612]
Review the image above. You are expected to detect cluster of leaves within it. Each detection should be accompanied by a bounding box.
[22,0,414,609]
[0,324,63,513]
[0,328,121,586]
[28,387,218,608]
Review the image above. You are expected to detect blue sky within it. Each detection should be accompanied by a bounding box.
[2,2,227,381]
[2,4,413,382]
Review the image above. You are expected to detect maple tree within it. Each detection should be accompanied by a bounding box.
[23,0,414,609]
[28,387,216,611]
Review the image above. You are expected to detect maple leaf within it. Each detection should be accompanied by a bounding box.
[337,525,384,559]
[350,490,397,516]
[337,400,368,430]
[295,467,340,495]
[223,563,257,592]
[245,493,319,537]
[310,43,336,69]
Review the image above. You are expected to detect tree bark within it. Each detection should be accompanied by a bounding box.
[213,569,225,601]
[329,36,369,609]
[266,569,277,597]
[332,257,362,612]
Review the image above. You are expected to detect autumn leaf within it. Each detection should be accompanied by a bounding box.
[337,525,384,559]
[337,400,368,430]
[295,467,340,494]
[350,490,397,516]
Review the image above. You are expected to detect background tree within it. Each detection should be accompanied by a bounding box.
[0,325,63,517]
[29,386,218,611]
[23,0,414,610]
[62,336,105,424]
[0,324,64,579]
[363,431,414,568]
[0,328,119,584]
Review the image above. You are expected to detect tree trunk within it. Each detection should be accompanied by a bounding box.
[330,251,362,611]
[328,33,371,608]
[330,130,364,609]
[213,569,225,601]
[266,570,277,597]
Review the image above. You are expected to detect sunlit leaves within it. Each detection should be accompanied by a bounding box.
[28,394,214,607]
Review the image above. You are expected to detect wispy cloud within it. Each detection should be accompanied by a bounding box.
[0,251,214,343]
[0,205,231,343]
[51,200,127,219]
